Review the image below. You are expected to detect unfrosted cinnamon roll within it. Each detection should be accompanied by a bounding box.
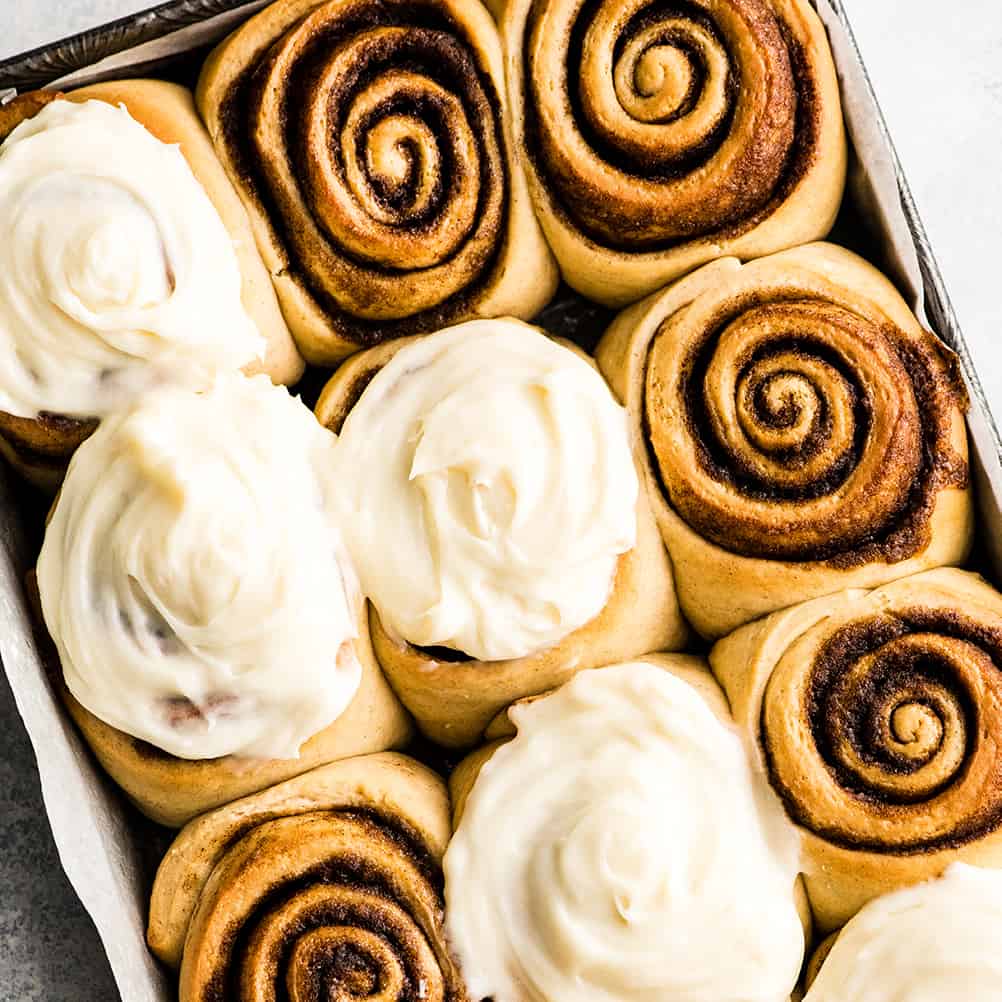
[803,865,1002,1000]
[711,567,1002,932]
[36,374,410,826]
[197,0,557,365]
[596,243,972,639]
[0,81,302,488]
[148,752,466,1002]
[496,0,846,306]
[317,318,686,746]
[444,656,807,1002]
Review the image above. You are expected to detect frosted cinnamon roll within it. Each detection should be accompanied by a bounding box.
[804,865,1002,1000]
[596,243,972,639]
[445,656,807,1002]
[148,752,466,1002]
[197,0,557,365]
[711,567,1002,932]
[36,374,410,826]
[497,0,846,306]
[318,318,685,746]
[0,81,302,488]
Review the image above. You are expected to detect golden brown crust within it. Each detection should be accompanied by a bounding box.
[147,753,466,1002]
[0,80,303,489]
[315,335,687,747]
[0,90,59,139]
[26,572,413,827]
[498,0,847,305]
[196,0,557,365]
[803,932,838,992]
[596,243,973,639]
[710,567,1002,932]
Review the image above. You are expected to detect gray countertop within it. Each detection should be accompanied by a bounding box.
[1,1,1001,998]
[0,672,119,998]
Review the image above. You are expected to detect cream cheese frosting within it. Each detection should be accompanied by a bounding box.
[331,319,638,661]
[37,373,360,761]
[0,98,262,420]
[443,661,805,1002]
[805,864,1002,1001]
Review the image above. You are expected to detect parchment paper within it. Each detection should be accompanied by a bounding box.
[0,3,999,1001]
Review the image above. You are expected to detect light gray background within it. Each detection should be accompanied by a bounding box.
[1,1,1001,998]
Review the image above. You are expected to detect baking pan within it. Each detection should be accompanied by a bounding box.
[0,2,1000,1000]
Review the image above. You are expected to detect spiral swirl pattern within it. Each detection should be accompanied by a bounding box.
[530,0,796,244]
[185,812,457,1002]
[596,245,972,639]
[763,602,1002,853]
[644,253,968,565]
[708,568,1002,930]
[198,0,554,361]
[150,755,464,1002]
[505,0,845,302]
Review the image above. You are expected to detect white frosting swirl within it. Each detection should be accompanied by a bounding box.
[0,98,263,419]
[443,662,805,1002]
[332,319,638,661]
[37,374,360,761]
[806,864,1002,1001]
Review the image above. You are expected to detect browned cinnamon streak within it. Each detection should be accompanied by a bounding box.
[0,410,98,465]
[0,90,61,141]
[764,611,1002,854]
[520,0,821,250]
[318,367,381,436]
[194,809,463,1002]
[644,292,968,567]
[216,2,510,347]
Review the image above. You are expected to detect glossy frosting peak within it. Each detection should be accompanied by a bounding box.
[806,864,1002,1001]
[444,662,805,1002]
[332,319,638,661]
[0,99,262,419]
[37,374,359,760]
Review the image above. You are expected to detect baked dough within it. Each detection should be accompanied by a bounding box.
[596,243,972,639]
[197,0,557,364]
[494,0,846,305]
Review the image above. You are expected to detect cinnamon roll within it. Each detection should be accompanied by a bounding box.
[0,81,302,488]
[318,318,686,746]
[711,567,1002,932]
[147,752,466,1002]
[596,243,973,639]
[444,656,808,1002]
[497,0,846,306]
[36,374,410,827]
[196,0,557,365]
[803,865,1002,1000]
